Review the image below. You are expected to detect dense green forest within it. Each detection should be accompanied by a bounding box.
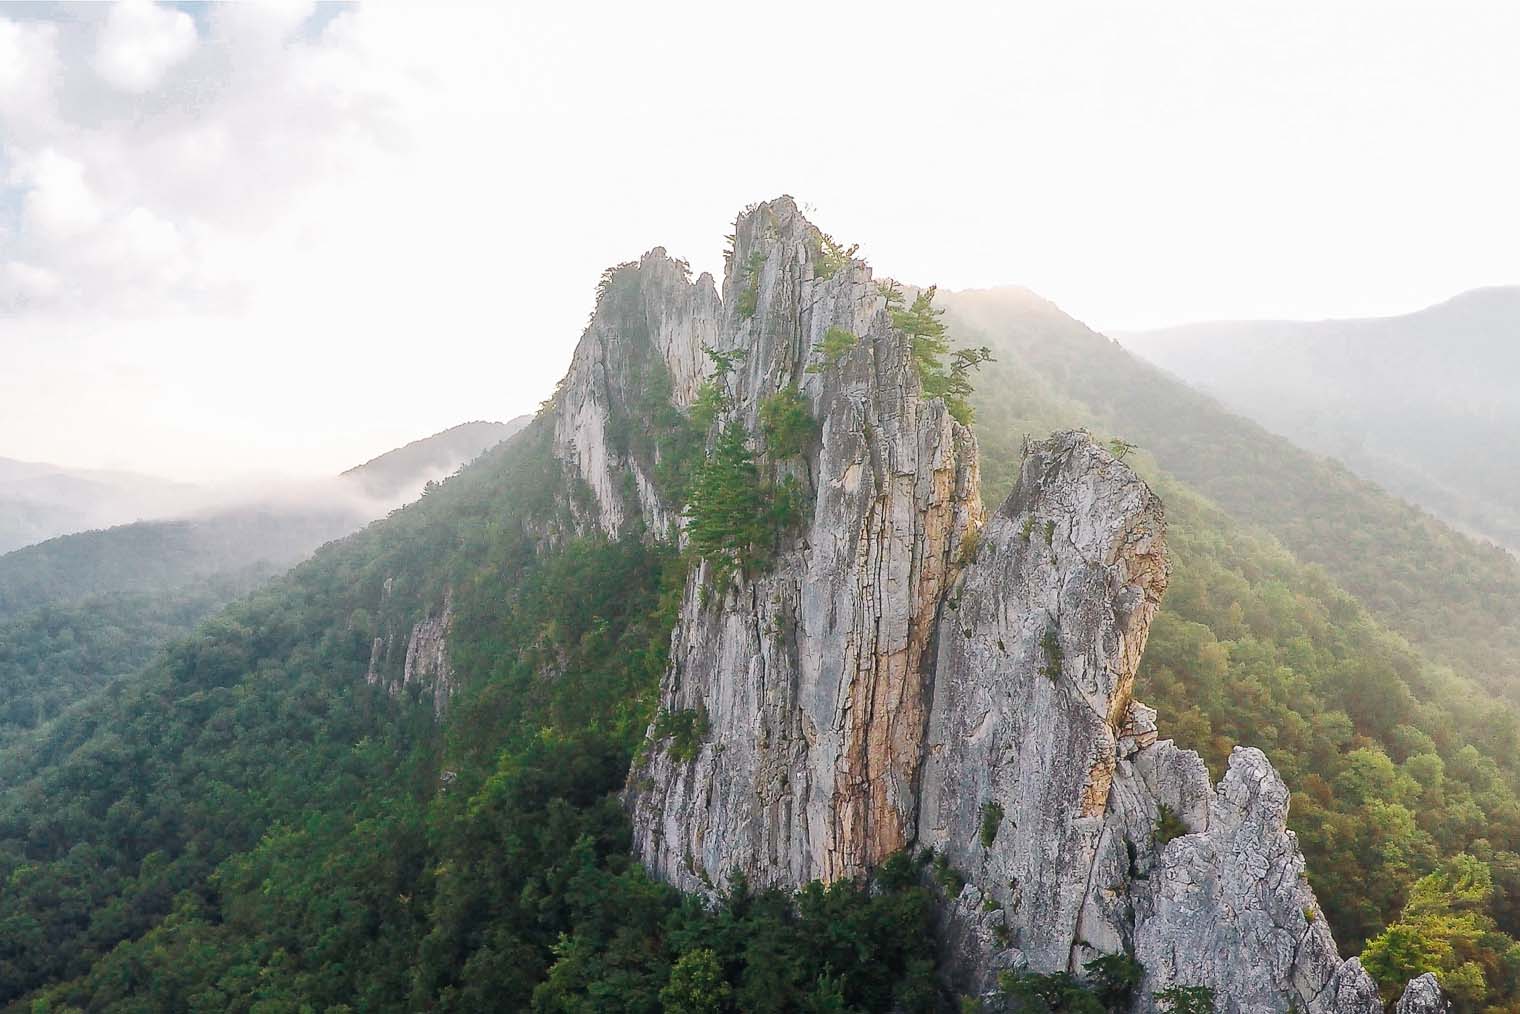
[0,511,360,624]
[0,418,953,1013]
[5,278,1520,1011]
[0,574,264,740]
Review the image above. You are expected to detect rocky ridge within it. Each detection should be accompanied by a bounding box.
[537,198,1432,1011]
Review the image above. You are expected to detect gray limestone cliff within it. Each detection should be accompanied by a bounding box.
[535,197,1417,1011]
[362,580,457,715]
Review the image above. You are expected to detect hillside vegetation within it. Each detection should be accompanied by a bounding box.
[3,273,1520,1010]
[1120,287,1520,550]
[0,380,948,1012]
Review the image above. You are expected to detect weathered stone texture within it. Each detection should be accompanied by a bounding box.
[1396,974,1449,1014]
[532,196,1420,1011]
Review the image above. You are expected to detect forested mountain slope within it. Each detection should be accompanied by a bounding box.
[1118,287,1520,550]
[1,204,1508,1011]
[0,414,950,1012]
[0,572,272,738]
[944,287,1520,705]
[0,421,522,744]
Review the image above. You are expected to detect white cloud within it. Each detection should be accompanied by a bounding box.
[17,148,103,240]
[0,18,61,132]
[94,0,196,93]
[1,260,61,303]
[0,0,1516,481]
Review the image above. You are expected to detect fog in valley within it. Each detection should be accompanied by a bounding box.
[3,4,1519,1013]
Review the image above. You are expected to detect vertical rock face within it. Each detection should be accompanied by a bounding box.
[363,584,456,715]
[400,589,456,716]
[618,197,982,888]
[537,196,1409,1011]
[551,247,722,537]
[916,431,1170,975]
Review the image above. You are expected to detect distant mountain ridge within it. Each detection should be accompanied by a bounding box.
[1117,286,1520,549]
[0,458,194,555]
[341,417,529,501]
[944,284,1520,705]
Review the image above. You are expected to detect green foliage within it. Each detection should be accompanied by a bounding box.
[0,574,259,740]
[0,408,942,1012]
[811,232,857,280]
[997,953,1142,1013]
[1361,854,1514,1008]
[808,326,859,372]
[999,970,1105,1014]
[684,423,772,586]
[759,386,817,460]
[1041,627,1063,680]
[0,509,355,625]
[1084,954,1144,1007]
[1154,803,1188,848]
[893,286,951,381]
[932,851,967,896]
[653,708,709,763]
[608,334,739,508]
[690,379,727,435]
[1107,438,1138,462]
[957,527,982,566]
[737,250,765,319]
[660,949,730,1013]
[979,801,1004,848]
[684,417,809,588]
[686,344,746,460]
[1155,985,1217,1014]
[889,286,993,425]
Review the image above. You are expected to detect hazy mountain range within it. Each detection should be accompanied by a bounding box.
[0,459,194,556]
[1119,286,1520,550]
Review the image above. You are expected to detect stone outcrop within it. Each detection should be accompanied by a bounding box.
[551,247,722,538]
[400,588,455,715]
[362,580,456,715]
[536,197,1420,1011]
[1396,974,1448,1014]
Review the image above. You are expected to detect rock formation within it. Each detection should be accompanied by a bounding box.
[1396,974,1449,1014]
[538,196,1422,1011]
[363,579,456,715]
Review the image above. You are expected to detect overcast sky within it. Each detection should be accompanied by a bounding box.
[2,1,1517,480]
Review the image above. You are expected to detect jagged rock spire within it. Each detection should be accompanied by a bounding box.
[543,197,1422,1012]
